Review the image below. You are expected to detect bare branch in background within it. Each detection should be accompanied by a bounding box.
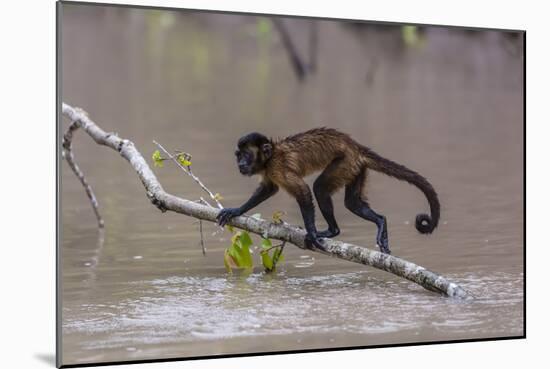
[308,22,318,73]
[272,18,307,81]
[365,58,379,86]
[61,102,472,300]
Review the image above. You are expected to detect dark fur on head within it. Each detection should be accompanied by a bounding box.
[237,132,270,149]
[235,132,273,176]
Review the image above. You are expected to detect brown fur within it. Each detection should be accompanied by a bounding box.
[262,127,367,197]
[234,127,440,239]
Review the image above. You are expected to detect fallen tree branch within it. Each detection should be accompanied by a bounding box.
[62,118,104,228]
[61,102,472,299]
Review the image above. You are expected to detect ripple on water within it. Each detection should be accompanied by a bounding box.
[63,270,523,350]
[293,255,316,268]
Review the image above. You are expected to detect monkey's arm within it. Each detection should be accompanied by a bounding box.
[217,181,279,226]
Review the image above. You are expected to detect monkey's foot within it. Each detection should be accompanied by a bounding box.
[304,233,325,250]
[376,238,391,254]
[317,228,340,238]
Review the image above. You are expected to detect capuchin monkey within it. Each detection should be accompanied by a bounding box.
[216,128,440,254]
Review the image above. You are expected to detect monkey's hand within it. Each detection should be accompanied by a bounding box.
[216,207,242,227]
[304,232,325,250]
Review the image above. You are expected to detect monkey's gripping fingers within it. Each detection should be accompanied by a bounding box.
[216,207,242,227]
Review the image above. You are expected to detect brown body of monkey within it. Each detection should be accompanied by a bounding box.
[265,129,371,195]
[217,127,440,254]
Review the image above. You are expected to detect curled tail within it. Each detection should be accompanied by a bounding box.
[360,146,440,234]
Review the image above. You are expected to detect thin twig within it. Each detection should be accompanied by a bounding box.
[152,140,223,209]
[199,220,206,256]
[197,197,217,255]
[199,196,213,208]
[260,242,286,254]
[272,242,285,266]
[261,241,286,273]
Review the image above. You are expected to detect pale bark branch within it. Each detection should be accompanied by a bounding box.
[61,102,472,300]
[62,119,104,228]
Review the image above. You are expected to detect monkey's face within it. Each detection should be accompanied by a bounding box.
[235,143,273,176]
[235,133,273,176]
[235,146,257,176]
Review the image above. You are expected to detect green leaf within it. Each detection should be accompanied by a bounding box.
[238,231,254,267]
[261,251,273,271]
[226,231,254,269]
[176,153,192,167]
[260,238,286,272]
[180,158,192,166]
[261,238,272,249]
[152,150,164,168]
[239,231,253,249]
[402,25,424,47]
[226,225,235,233]
[273,247,284,264]
[259,238,285,273]
[223,249,233,274]
[257,18,271,38]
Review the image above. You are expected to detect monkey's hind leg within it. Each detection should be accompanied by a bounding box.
[344,168,391,254]
[313,157,348,239]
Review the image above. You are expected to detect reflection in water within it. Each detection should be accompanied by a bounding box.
[60,4,523,366]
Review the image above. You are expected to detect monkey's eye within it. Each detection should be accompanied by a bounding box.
[234,150,240,157]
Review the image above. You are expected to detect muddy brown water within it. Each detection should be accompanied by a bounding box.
[59,5,524,366]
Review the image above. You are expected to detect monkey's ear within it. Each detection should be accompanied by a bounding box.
[261,143,273,159]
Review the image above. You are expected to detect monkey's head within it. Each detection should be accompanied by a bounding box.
[234,132,273,176]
